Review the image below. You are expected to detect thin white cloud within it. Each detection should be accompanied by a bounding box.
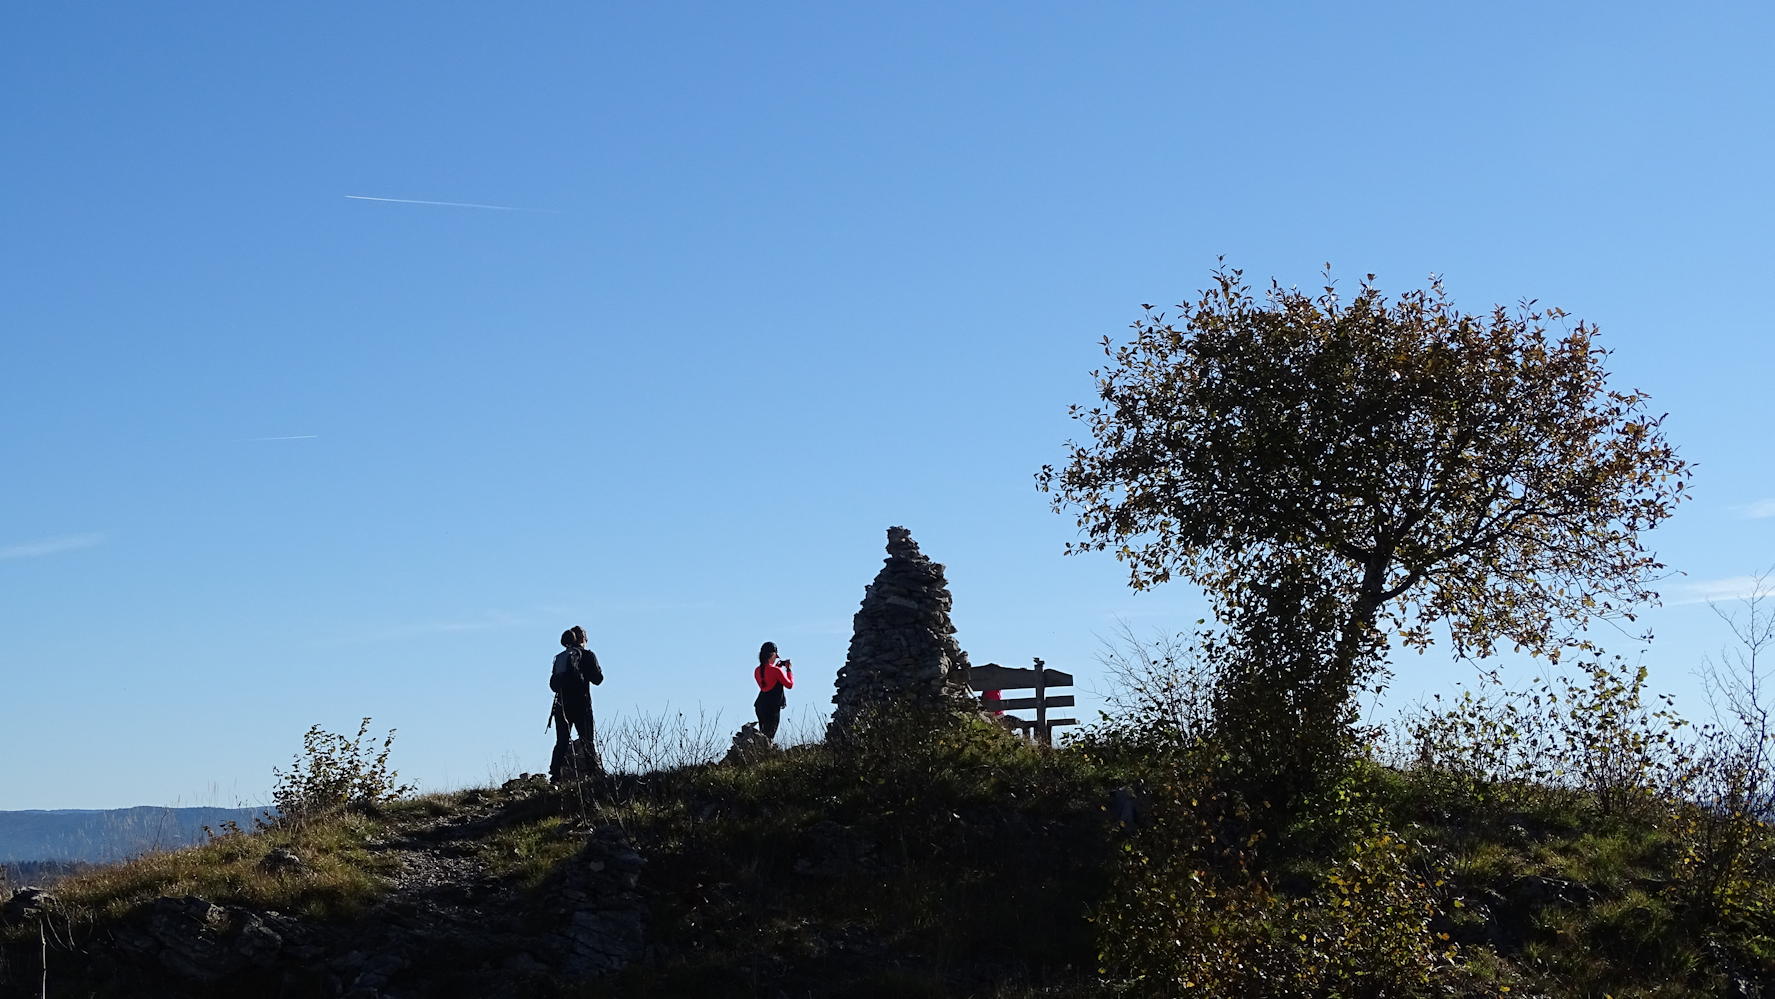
[317,610,532,646]
[0,533,105,561]
[1672,576,1773,606]
[1742,499,1775,519]
[246,434,318,441]
[345,194,553,214]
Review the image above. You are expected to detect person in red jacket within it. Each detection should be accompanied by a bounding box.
[754,641,793,741]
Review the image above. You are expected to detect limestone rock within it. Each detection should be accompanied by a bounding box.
[113,896,284,982]
[552,741,604,784]
[722,722,777,765]
[1,886,55,923]
[258,847,304,875]
[554,828,648,977]
[501,773,552,795]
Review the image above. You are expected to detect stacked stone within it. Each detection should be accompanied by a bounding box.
[828,526,976,739]
[721,722,777,764]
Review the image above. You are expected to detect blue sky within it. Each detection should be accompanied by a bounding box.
[3,2,1771,808]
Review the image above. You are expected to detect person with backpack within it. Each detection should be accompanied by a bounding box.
[753,641,793,741]
[549,625,605,781]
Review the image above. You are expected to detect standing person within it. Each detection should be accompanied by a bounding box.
[549,625,605,781]
[753,641,793,741]
[982,688,1005,717]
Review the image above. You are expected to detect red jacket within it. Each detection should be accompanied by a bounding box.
[755,657,794,692]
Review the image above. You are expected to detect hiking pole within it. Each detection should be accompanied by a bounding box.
[545,695,559,732]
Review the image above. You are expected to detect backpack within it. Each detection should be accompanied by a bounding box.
[549,649,579,694]
[550,648,605,694]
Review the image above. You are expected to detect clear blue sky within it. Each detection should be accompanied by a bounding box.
[3,2,1771,808]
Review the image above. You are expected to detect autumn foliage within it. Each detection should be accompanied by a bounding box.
[1040,265,1690,784]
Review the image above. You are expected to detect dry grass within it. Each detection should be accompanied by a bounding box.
[24,809,395,929]
[595,704,729,774]
[475,814,584,889]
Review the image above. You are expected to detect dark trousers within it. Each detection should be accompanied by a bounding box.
[550,697,600,779]
[754,689,785,741]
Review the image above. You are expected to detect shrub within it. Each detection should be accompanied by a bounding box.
[1093,622,1217,749]
[270,717,414,821]
[595,705,729,774]
[1664,578,1775,975]
[1095,771,1475,997]
[1401,656,1692,819]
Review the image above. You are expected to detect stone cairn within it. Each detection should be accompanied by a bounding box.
[722,722,777,764]
[827,526,976,739]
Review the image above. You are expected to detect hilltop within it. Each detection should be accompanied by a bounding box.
[0,723,1112,998]
[4,532,1772,997]
[2,712,1772,998]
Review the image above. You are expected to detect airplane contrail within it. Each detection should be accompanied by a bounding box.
[0,533,105,561]
[345,194,552,213]
[247,435,319,441]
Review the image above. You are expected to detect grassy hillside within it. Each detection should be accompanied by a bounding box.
[2,709,1772,997]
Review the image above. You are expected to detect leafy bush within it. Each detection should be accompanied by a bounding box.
[1395,628,1775,991]
[834,704,1067,822]
[1086,626,1481,996]
[1664,579,1775,974]
[1094,769,1476,997]
[270,717,414,821]
[1402,656,1692,819]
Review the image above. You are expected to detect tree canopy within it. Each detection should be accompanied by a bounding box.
[1039,266,1689,669]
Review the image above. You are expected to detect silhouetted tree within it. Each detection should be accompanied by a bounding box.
[1040,265,1690,777]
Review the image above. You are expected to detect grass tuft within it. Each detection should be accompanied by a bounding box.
[26,809,393,929]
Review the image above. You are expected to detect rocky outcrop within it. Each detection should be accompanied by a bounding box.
[721,722,777,765]
[259,847,305,875]
[112,896,288,983]
[551,829,647,976]
[0,784,649,998]
[0,886,54,923]
[552,740,603,784]
[828,527,976,739]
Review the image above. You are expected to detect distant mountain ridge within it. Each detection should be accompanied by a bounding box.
[0,806,268,864]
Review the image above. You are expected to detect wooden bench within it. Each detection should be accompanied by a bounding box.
[969,657,1076,745]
